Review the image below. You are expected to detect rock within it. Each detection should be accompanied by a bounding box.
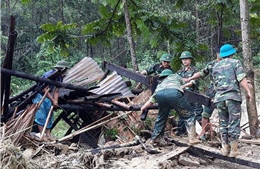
[178,153,200,166]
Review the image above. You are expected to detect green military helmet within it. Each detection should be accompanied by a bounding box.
[159,69,174,77]
[180,51,193,59]
[160,53,172,62]
[54,60,69,69]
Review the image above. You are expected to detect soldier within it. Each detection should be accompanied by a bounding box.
[212,44,252,157]
[175,51,203,135]
[141,69,200,146]
[139,53,174,76]
[185,46,221,140]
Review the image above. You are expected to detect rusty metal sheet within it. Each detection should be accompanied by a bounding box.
[63,57,104,86]
[90,71,135,98]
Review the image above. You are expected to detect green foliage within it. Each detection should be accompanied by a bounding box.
[37,21,77,57]
[104,127,119,140]
[52,110,70,138]
[2,0,260,96]
[144,117,155,127]
[253,52,260,68]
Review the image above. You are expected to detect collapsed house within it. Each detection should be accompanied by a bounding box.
[2,57,260,168]
[1,55,215,147]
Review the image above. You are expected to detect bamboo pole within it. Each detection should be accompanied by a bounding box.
[40,106,54,140]
[36,88,50,110]
[95,102,114,109]
[110,100,133,110]
[84,113,114,129]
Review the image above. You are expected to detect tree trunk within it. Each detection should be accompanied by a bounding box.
[123,0,139,71]
[240,0,259,136]
[195,3,199,44]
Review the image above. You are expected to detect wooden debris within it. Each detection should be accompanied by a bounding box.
[57,111,137,142]
[132,146,189,169]
[169,136,260,168]
[154,146,188,163]
[239,138,260,145]
[1,89,49,145]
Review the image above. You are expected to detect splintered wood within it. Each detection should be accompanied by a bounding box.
[103,89,155,143]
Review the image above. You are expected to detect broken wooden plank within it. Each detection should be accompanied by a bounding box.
[153,146,188,163]
[103,61,152,87]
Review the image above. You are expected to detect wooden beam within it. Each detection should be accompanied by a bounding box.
[153,146,188,163]
[1,68,97,93]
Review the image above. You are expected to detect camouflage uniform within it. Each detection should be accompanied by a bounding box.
[149,74,196,140]
[199,60,218,118]
[145,63,174,76]
[212,58,246,144]
[176,65,203,134]
[177,65,200,92]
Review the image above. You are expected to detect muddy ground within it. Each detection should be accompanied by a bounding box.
[1,90,260,169]
[1,130,260,169]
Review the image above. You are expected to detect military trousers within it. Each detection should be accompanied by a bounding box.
[215,99,241,144]
[151,88,196,140]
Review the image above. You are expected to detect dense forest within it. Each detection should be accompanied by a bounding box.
[1,0,260,94]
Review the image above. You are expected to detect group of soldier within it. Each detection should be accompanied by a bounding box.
[140,44,252,158]
[33,44,252,157]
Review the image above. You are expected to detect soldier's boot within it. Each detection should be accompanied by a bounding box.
[198,118,210,140]
[220,143,230,156]
[187,124,201,145]
[229,141,239,157]
[155,135,167,147]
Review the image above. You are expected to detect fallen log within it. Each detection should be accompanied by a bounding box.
[168,136,260,168]
[238,138,260,145]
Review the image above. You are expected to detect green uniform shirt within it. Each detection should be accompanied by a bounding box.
[212,58,246,103]
[199,60,218,97]
[149,74,184,103]
[145,63,174,76]
[177,65,199,92]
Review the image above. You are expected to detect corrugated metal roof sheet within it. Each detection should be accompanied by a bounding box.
[63,57,104,86]
[90,71,134,98]
[61,57,134,98]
